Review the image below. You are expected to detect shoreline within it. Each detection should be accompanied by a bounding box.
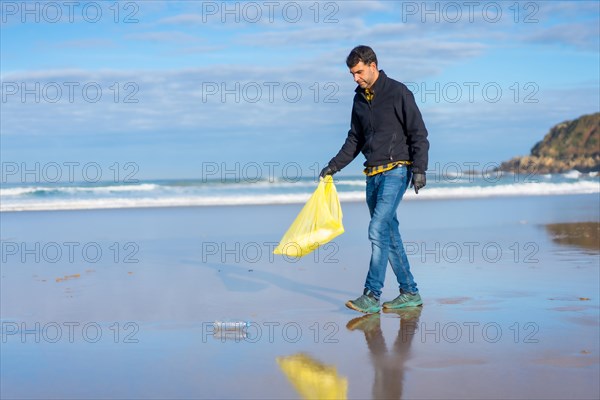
[2,191,600,213]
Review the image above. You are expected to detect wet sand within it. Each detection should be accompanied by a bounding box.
[1,194,599,399]
[545,222,600,252]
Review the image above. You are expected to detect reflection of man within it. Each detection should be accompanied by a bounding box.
[346,308,422,399]
[320,45,429,313]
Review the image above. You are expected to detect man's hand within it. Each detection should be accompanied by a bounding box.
[411,172,426,194]
[319,165,337,179]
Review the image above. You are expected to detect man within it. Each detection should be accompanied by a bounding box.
[320,45,429,314]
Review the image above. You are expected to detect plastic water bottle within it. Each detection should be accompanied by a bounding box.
[213,321,250,331]
[212,321,250,341]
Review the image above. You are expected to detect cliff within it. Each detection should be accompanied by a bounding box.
[497,112,600,174]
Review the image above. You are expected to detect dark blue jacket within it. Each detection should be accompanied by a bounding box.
[328,70,429,173]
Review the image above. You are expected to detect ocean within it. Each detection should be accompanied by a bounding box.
[1,170,598,212]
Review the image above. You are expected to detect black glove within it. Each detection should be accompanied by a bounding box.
[411,172,426,194]
[319,164,337,179]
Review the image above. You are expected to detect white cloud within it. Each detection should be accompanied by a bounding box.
[55,38,117,48]
[125,31,203,43]
[524,22,600,51]
[158,13,206,25]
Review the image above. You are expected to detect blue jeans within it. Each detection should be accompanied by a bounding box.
[364,166,418,298]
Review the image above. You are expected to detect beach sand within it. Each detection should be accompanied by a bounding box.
[1,194,599,399]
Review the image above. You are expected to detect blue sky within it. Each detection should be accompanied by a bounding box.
[1,0,599,180]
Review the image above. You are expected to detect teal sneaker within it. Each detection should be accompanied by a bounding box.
[382,292,423,309]
[345,291,381,314]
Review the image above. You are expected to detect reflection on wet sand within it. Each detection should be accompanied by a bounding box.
[545,222,600,252]
[346,307,422,400]
[277,353,348,400]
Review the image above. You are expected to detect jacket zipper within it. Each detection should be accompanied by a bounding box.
[366,94,374,158]
[388,132,396,161]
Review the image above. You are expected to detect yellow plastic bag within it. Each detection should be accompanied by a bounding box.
[273,175,344,258]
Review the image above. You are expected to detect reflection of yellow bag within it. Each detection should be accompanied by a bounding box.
[277,353,348,400]
[273,175,344,257]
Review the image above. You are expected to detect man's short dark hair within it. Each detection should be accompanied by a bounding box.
[346,45,378,68]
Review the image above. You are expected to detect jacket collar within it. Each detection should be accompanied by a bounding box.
[355,69,387,95]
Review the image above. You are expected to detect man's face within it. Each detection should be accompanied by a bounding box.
[349,61,378,89]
